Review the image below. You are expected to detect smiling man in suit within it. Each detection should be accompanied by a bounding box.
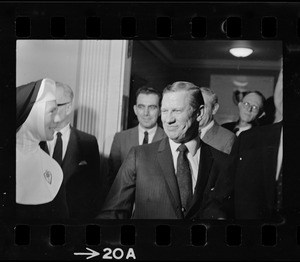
[99,81,233,219]
[198,87,236,154]
[107,86,166,191]
[40,82,102,220]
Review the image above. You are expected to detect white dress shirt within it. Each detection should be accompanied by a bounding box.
[236,125,251,136]
[47,123,71,160]
[138,124,158,145]
[169,137,201,193]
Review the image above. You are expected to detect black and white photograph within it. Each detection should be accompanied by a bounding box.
[2,2,300,260]
[16,40,283,221]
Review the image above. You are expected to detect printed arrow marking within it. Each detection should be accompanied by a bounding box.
[74,247,100,260]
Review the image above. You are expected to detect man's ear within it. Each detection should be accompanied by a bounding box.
[66,103,73,115]
[238,101,243,110]
[133,105,137,116]
[196,105,205,121]
[212,103,219,115]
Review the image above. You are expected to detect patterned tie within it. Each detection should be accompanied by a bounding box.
[52,132,63,166]
[143,131,149,144]
[176,144,193,215]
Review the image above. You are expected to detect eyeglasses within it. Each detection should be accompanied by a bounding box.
[57,101,71,107]
[242,102,260,113]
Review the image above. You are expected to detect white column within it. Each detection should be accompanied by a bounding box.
[74,40,132,157]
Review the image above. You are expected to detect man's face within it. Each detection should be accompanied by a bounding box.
[54,87,72,131]
[238,93,263,123]
[198,92,214,129]
[44,100,58,140]
[161,91,200,143]
[134,93,160,129]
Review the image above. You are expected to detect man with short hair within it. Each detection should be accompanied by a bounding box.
[99,81,233,219]
[222,91,266,136]
[40,82,103,219]
[199,87,236,154]
[107,87,166,189]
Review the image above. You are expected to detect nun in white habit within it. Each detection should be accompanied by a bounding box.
[16,78,69,219]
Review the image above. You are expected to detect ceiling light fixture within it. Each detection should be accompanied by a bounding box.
[229,47,253,58]
[233,80,248,87]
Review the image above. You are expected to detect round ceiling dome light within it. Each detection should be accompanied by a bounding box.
[233,80,248,87]
[229,47,253,58]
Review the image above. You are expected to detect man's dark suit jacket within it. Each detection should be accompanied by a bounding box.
[41,126,102,220]
[99,137,234,219]
[232,122,282,219]
[107,125,166,191]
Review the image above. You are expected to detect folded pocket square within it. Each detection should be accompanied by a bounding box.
[79,160,88,166]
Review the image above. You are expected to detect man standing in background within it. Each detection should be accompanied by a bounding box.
[222,91,266,136]
[198,87,236,154]
[233,69,284,220]
[107,87,165,190]
[40,82,103,220]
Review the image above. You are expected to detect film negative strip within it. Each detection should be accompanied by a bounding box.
[1,1,300,260]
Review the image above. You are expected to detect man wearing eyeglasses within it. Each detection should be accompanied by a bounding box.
[222,91,266,136]
[40,82,102,220]
[232,69,284,220]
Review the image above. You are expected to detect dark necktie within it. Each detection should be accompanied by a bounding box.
[276,164,283,212]
[143,131,149,144]
[176,144,193,215]
[52,132,63,166]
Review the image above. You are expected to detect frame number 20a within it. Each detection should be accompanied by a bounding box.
[74,247,136,260]
[103,248,136,260]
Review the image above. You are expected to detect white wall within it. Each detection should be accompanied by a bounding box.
[17,40,80,91]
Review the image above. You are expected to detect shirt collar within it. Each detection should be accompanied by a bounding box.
[169,136,201,157]
[54,123,71,136]
[236,125,251,136]
[138,124,157,136]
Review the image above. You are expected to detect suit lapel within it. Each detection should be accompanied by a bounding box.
[153,127,165,142]
[130,126,139,147]
[62,127,80,183]
[186,142,213,219]
[157,138,183,219]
